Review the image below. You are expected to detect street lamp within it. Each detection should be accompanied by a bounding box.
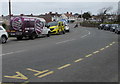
[9,0,11,19]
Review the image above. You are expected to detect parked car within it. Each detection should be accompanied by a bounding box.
[0,26,8,44]
[110,24,118,32]
[115,24,120,34]
[103,24,112,30]
[9,16,51,40]
[98,24,105,30]
[47,21,65,35]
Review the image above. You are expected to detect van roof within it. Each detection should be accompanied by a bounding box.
[11,16,46,22]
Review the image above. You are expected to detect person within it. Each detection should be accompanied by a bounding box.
[74,23,78,28]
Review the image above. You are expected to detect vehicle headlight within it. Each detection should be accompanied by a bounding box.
[112,27,115,29]
[25,31,28,33]
[19,29,22,31]
[25,28,30,30]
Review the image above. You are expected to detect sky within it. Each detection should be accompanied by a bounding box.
[1,0,120,2]
[0,0,119,16]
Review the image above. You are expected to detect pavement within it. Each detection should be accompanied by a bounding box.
[1,23,119,83]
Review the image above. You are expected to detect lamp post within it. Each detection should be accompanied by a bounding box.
[9,0,11,19]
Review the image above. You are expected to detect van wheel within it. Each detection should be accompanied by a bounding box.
[58,30,61,35]
[17,36,23,40]
[63,30,66,34]
[30,33,36,40]
[1,36,7,44]
[47,32,50,37]
[117,31,119,34]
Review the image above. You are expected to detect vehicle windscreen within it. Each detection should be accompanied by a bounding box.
[47,22,58,26]
[24,21,34,28]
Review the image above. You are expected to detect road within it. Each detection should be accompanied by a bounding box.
[2,23,118,83]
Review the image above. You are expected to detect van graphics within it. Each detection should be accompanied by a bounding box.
[35,19,44,33]
[12,17,23,30]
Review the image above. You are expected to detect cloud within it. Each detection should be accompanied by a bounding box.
[1,0,119,2]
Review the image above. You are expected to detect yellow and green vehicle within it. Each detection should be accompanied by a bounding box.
[47,21,66,34]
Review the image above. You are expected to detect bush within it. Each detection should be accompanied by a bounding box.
[80,21,100,27]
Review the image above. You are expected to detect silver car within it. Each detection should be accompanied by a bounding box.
[115,24,120,34]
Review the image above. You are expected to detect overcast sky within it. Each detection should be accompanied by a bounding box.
[1,0,119,16]
[1,0,120,2]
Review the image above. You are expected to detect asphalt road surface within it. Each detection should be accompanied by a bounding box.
[2,23,118,83]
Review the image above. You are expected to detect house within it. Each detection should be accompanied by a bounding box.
[39,12,62,23]
[62,12,75,21]
[7,12,61,23]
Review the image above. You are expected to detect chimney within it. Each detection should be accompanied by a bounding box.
[55,12,58,15]
[2,15,4,17]
[20,14,24,16]
[70,12,72,15]
[31,13,33,16]
[49,12,52,15]
[67,12,69,14]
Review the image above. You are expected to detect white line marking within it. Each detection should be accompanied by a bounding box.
[81,35,87,38]
[81,30,91,38]
[1,50,25,56]
[56,39,75,44]
[56,29,91,44]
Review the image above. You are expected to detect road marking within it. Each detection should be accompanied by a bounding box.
[74,58,83,62]
[93,51,99,54]
[112,42,116,44]
[4,72,28,80]
[81,30,91,38]
[56,39,75,44]
[105,46,109,48]
[38,71,54,78]
[81,35,87,38]
[109,43,113,46]
[1,50,25,56]
[88,31,91,35]
[85,54,92,57]
[26,68,49,76]
[100,48,105,51]
[57,64,71,70]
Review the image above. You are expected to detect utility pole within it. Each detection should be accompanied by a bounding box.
[81,10,82,18]
[9,0,11,20]
[81,10,83,22]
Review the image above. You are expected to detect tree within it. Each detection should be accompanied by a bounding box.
[98,7,112,23]
[82,12,91,20]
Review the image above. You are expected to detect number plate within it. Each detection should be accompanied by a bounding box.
[16,32,22,35]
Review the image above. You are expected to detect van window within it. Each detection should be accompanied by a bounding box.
[24,21,34,28]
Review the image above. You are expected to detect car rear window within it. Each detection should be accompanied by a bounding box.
[0,27,3,30]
